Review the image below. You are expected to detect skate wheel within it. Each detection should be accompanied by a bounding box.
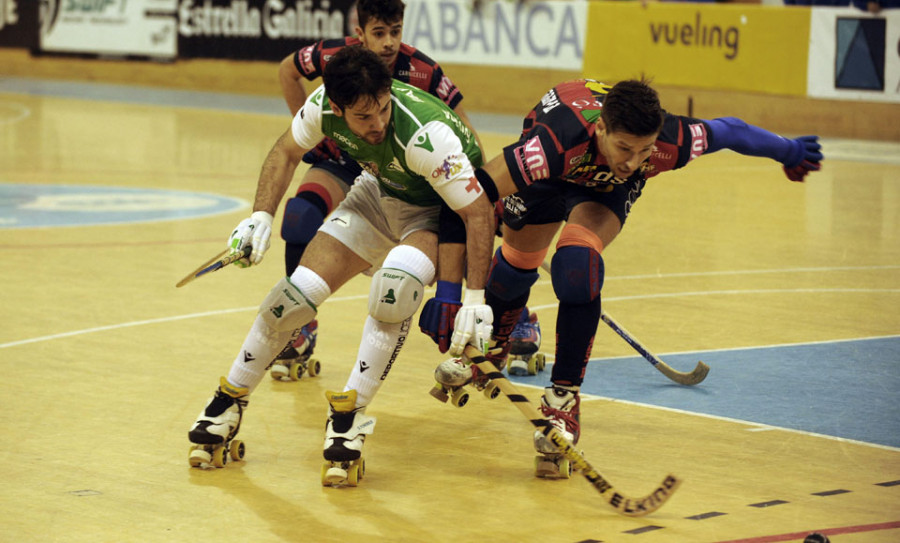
[535,353,546,372]
[483,381,501,400]
[229,440,246,461]
[270,363,289,380]
[450,388,469,408]
[288,362,304,381]
[429,383,449,403]
[558,458,572,479]
[527,355,538,376]
[188,446,211,468]
[211,446,227,468]
[323,463,349,486]
[347,460,362,487]
[307,358,321,377]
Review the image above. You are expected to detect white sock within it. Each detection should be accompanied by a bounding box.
[344,245,435,409]
[227,267,331,394]
[345,316,411,408]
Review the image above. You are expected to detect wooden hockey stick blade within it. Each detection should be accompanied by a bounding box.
[175,247,250,288]
[463,345,681,517]
[539,260,708,385]
[600,312,709,386]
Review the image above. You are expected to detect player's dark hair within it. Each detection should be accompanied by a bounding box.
[358,0,405,29]
[601,79,665,137]
[323,45,393,111]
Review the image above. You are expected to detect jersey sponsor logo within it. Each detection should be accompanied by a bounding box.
[436,75,455,100]
[431,155,464,180]
[398,69,428,81]
[541,89,561,113]
[571,99,602,109]
[688,123,708,161]
[331,131,358,150]
[414,132,434,152]
[514,136,549,182]
[300,45,315,73]
[503,194,527,217]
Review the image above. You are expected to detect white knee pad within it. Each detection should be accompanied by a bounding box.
[367,245,434,324]
[260,276,318,332]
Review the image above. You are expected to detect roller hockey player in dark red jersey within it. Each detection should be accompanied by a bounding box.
[435,78,823,477]
[264,0,484,380]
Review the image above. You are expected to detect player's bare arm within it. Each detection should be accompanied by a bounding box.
[278,53,309,116]
[480,153,519,200]
[254,129,309,216]
[453,192,494,290]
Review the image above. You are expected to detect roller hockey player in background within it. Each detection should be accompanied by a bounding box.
[270,0,482,380]
[434,78,823,477]
[188,46,495,486]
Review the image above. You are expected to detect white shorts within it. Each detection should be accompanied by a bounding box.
[318,173,440,266]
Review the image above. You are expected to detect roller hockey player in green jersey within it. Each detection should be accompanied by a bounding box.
[188,46,496,486]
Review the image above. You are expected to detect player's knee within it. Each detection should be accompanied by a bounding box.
[368,245,435,323]
[281,194,327,245]
[486,247,540,301]
[259,276,318,332]
[551,246,604,304]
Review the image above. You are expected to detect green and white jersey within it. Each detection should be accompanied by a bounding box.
[291,80,484,210]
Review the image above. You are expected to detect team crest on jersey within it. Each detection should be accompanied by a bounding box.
[386,158,405,173]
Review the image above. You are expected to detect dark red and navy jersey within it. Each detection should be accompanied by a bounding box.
[502,79,711,190]
[291,37,463,164]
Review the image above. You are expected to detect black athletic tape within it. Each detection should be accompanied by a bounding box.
[475,168,499,203]
[505,394,529,403]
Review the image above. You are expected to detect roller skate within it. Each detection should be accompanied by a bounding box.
[533,384,580,479]
[188,377,249,468]
[321,390,375,487]
[429,350,503,407]
[270,320,321,381]
[507,309,546,376]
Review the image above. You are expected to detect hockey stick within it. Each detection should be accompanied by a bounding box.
[539,261,709,385]
[462,345,681,516]
[600,312,709,386]
[175,246,251,288]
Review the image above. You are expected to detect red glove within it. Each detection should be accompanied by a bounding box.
[783,135,822,182]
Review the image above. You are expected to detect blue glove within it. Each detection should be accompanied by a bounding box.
[418,281,462,353]
[783,135,823,182]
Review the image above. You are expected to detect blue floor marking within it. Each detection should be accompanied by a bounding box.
[509,336,900,449]
[0,183,248,228]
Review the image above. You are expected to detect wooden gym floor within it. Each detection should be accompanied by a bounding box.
[0,79,898,542]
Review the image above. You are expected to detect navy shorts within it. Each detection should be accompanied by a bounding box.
[501,178,646,231]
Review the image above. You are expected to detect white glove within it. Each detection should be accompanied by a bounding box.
[449,289,494,356]
[227,211,273,267]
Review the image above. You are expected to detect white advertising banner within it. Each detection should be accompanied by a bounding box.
[807,7,900,103]
[40,0,177,58]
[402,0,586,71]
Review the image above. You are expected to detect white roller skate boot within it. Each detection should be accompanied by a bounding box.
[508,309,546,376]
[270,320,321,381]
[533,384,580,479]
[188,377,249,468]
[430,350,502,408]
[322,390,375,487]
